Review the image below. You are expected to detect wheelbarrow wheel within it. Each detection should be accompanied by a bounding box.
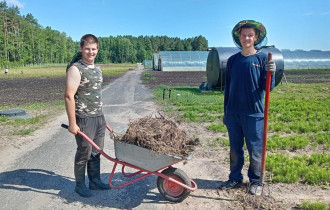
[157,167,192,202]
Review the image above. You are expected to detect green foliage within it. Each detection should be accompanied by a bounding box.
[208,137,230,147]
[267,134,309,151]
[266,153,330,184]
[150,81,330,186]
[0,3,77,68]
[97,35,208,63]
[0,3,208,67]
[10,128,36,136]
[0,115,8,122]
[269,83,329,134]
[314,132,330,148]
[5,115,45,126]
[2,115,45,136]
[207,123,227,132]
[0,63,134,79]
[153,85,223,123]
[296,200,330,210]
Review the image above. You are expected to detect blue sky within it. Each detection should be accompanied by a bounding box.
[6,0,330,51]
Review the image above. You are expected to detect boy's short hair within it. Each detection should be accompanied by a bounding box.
[80,34,99,48]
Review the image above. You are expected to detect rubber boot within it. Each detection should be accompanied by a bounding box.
[74,162,92,197]
[87,155,110,190]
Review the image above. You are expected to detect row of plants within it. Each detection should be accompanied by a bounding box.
[150,79,329,185]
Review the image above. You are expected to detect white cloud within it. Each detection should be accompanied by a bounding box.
[5,0,24,8]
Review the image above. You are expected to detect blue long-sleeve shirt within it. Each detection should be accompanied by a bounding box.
[224,51,275,117]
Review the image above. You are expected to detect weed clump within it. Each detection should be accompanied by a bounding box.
[115,115,200,158]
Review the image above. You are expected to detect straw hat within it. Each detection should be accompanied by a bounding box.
[232,20,267,49]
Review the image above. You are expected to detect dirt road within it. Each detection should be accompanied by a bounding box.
[0,67,328,209]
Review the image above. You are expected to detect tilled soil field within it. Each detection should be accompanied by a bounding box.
[143,69,329,89]
[0,75,121,107]
[0,69,328,107]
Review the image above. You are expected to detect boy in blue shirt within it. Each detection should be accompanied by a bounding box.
[220,20,276,195]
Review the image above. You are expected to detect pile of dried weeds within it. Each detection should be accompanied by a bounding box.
[115,115,199,158]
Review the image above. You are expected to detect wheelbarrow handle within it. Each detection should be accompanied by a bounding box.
[61,123,114,133]
[61,123,116,161]
[61,124,69,129]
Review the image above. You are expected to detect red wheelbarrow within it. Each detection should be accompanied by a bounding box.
[61,124,197,202]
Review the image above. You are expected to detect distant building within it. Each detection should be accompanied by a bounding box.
[281,49,330,70]
[157,51,209,72]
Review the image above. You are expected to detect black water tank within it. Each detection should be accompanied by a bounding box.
[206,47,284,90]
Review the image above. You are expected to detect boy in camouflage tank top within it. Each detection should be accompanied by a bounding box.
[65,34,110,197]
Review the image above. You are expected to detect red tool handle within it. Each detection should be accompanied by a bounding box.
[260,52,272,183]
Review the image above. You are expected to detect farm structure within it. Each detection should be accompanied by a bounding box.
[205,47,330,90]
[152,53,159,70]
[151,48,329,90]
[144,59,152,68]
[154,51,209,72]
[206,47,285,90]
[281,49,330,70]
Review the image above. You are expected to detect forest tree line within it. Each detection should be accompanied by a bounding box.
[0,1,208,68]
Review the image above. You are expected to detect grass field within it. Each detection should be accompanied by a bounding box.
[0,63,135,79]
[150,73,330,186]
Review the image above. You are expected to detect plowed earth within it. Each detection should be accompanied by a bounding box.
[0,69,327,106]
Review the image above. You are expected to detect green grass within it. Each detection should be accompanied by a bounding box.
[143,72,157,83]
[152,81,330,185]
[266,153,330,184]
[0,63,135,79]
[267,134,310,151]
[208,137,230,148]
[295,200,330,210]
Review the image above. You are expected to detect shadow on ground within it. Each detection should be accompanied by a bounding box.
[0,168,164,208]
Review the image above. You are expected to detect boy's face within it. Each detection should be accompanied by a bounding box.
[239,28,258,49]
[80,42,98,64]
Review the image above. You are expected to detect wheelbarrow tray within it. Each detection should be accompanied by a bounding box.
[114,140,192,172]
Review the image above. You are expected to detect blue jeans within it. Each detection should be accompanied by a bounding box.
[225,112,263,184]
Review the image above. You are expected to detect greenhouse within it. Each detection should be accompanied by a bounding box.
[158,51,209,72]
[144,59,152,68]
[152,53,159,70]
[281,49,330,70]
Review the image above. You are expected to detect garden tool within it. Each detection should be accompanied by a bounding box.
[260,52,273,184]
[244,53,276,209]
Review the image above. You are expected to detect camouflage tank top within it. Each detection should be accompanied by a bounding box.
[74,60,103,117]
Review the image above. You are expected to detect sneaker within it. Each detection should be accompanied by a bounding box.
[219,180,242,189]
[249,183,262,195]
